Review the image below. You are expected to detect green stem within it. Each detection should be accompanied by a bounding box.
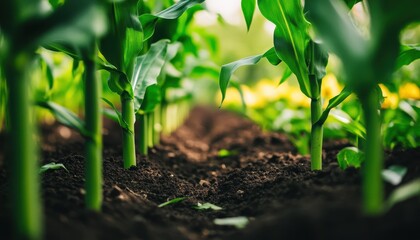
[310,97,323,170]
[153,105,161,146]
[83,48,102,211]
[121,93,136,168]
[160,103,167,135]
[6,52,43,240]
[147,112,154,147]
[360,90,384,215]
[138,114,148,156]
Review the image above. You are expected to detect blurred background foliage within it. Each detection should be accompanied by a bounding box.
[0,0,418,152]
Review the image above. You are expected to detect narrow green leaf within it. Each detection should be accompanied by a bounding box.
[382,165,408,186]
[264,47,282,66]
[337,146,364,170]
[101,98,133,134]
[258,0,311,97]
[39,56,54,91]
[131,39,169,111]
[386,179,420,211]
[36,101,88,136]
[219,48,280,107]
[330,109,366,139]
[139,85,162,113]
[241,0,256,31]
[194,202,223,211]
[158,197,186,208]
[279,66,292,85]
[155,0,205,19]
[40,162,68,174]
[316,86,352,126]
[139,14,159,42]
[140,0,205,41]
[395,44,420,69]
[214,216,249,229]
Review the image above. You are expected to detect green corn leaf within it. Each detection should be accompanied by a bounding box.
[316,86,352,126]
[39,162,68,174]
[108,73,134,97]
[305,0,366,64]
[241,0,256,31]
[279,66,292,86]
[31,0,107,50]
[258,0,311,97]
[39,55,54,91]
[214,216,249,229]
[194,202,222,211]
[101,98,133,134]
[337,147,364,170]
[36,101,88,136]
[310,41,329,81]
[264,47,282,66]
[140,0,205,41]
[139,84,162,113]
[132,39,169,112]
[219,48,281,107]
[395,44,420,69]
[382,165,408,186]
[155,0,205,19]
[123,14,144,71]
[386,179,420,211]
[158,197,186,208]
[139,14,159,42]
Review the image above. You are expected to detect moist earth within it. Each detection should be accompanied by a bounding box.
[0,106,419,240]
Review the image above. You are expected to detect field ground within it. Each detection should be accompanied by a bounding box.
[1,106,419,240]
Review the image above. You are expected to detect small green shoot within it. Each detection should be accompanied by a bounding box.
[39,163,69,174]
[385,179,420,211]
[217,149,238,158]
[194,202,222,211]
[382,165,408,186]
[337,147,364,170]
[158,197,186,208]
[214,216,249,229]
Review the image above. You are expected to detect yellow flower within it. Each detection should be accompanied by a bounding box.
[379,84,399,109]
[216,87,242,106]
[321,73,342,100]
[287,85,310,108]
[399,82,420,100]
[243,85,265,108]
[254,78,290,102]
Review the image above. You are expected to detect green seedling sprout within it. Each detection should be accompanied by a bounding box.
[39,163,69,174]
[158,197,187,208]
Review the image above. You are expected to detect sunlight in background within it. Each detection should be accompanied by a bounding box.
[205,0,242,24]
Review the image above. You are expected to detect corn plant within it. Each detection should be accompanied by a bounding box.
[306,0,420,214]
[220,0,354,170]
[99,0,204,168]
[0,0,107,238]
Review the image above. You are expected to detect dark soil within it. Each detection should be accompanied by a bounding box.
[1,106,419,240]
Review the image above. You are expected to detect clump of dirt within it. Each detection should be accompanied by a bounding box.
[0,106,419,240]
